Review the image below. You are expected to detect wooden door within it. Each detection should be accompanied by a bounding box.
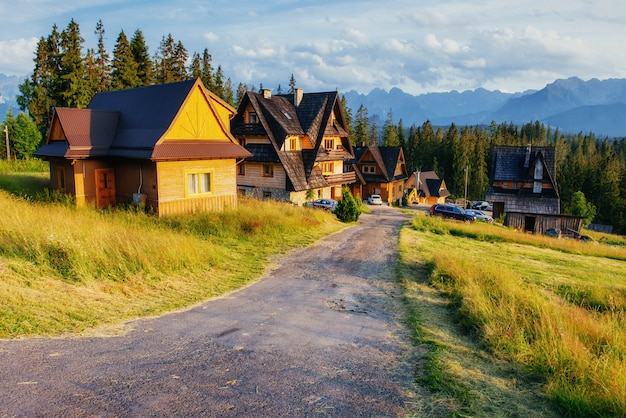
[95,168,116,209]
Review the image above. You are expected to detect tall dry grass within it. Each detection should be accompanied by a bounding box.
[405,215,626,416]
[0,191,343,338]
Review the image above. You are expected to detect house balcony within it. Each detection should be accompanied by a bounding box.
[323,171,356,186]
[319,149,352,161]
[231,123,265,136]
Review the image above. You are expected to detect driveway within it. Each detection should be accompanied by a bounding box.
[0,206,416,417]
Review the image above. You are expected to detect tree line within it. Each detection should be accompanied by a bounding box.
[16,19,247,136]
[343,100,626,234]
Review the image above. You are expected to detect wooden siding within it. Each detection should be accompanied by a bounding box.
[162,83,232,142]
[236,162,286,189]
[156,159,238,216]
[113,161,158,210]
[49,159,110,207]
[505,212,583,237]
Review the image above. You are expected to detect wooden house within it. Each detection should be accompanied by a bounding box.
[405,171,450,205]
[34,79,251,216]
[230,89,355,205]
[485,145,560,219]
[349,146,408,204]
[484,145,583,235]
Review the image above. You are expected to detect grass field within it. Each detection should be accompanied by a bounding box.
[399,214,626,417]
[0,163,345,338]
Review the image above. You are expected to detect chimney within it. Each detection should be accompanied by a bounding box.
[524,143,532,168]
[294,88,303,107]
[261,89,272,99]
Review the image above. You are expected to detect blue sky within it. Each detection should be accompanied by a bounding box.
[1,0,625,95]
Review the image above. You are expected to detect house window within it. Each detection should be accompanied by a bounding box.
[324,138,334,150]
[263,164,274,177]
[289,137,297,150]
[263,191,272,199]
[321,162,334,173]
[186,170,213,196]
[248,112,257,124]
[363,165,376,174]
[57,167,66,191]
[238,163,245,176]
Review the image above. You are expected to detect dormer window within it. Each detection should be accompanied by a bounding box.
[324,138,334,150]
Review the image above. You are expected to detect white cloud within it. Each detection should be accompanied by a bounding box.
[203,32,219,43]
[0,38,38,76]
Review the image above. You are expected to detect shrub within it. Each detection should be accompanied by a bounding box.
[334,187,361,223]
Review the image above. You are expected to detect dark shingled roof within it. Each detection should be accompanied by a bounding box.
[231,90,353,191]
[491,145,556,182]
[353,146,408,183]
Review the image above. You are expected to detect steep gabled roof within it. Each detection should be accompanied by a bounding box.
[491,146,557,182]
[232,90,352,191]
[35,79,250,161]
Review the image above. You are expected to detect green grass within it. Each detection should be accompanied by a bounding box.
[400,214,626,417]
[0,187,344,338]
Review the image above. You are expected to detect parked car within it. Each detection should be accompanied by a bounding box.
[367,194,383,205]
[430,204,476,222]
[312,198,337,211]
[544,228,561,238]
[471,201,490,210]
[465,209,494,223]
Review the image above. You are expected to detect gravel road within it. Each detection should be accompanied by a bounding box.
[0,205,417,417]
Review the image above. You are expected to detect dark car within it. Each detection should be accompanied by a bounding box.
[471,201,490,210]
[430,203,476,222]
[312,198,338,211]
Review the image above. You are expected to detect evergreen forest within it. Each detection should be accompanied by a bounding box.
[9,19,626,234]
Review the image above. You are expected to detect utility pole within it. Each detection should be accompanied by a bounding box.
[3,126,8,160]
[464,165,469,208]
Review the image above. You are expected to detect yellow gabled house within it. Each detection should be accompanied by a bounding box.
[34,79,251,216]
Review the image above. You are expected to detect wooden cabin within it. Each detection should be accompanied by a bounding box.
[405,171,450,205]
[349,146,408,205]
[485,145,560,219]
[230,89,355,205]
[34,79,251,216]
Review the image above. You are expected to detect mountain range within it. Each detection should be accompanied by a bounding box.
[342,77,626,138]
[2,75,625,137]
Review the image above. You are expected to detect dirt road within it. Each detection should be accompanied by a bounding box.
[0,206,416,417]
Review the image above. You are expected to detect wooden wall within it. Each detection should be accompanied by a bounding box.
[156,159,238,216]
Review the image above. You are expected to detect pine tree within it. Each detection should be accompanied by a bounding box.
[381,108,399,146]
[130,30,153,86]
[22,26,62,134]
[59,19,89,108]
[368,116,379,146]
[235,83,248,108]
[288,73,296,93]
[172,40,189,82]
[223,77,235,106]
[154,34,177,84]
[340,96,354,141]
[93,19,110,92]
[352,104,369,146]
[110,30,140,90]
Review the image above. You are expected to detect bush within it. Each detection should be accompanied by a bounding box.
[334,187,361,222]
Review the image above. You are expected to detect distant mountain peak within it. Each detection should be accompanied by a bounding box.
[342,77,626,137]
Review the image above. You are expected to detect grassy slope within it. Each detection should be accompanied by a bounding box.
[399,214,626,417]
[0,190,345,338]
